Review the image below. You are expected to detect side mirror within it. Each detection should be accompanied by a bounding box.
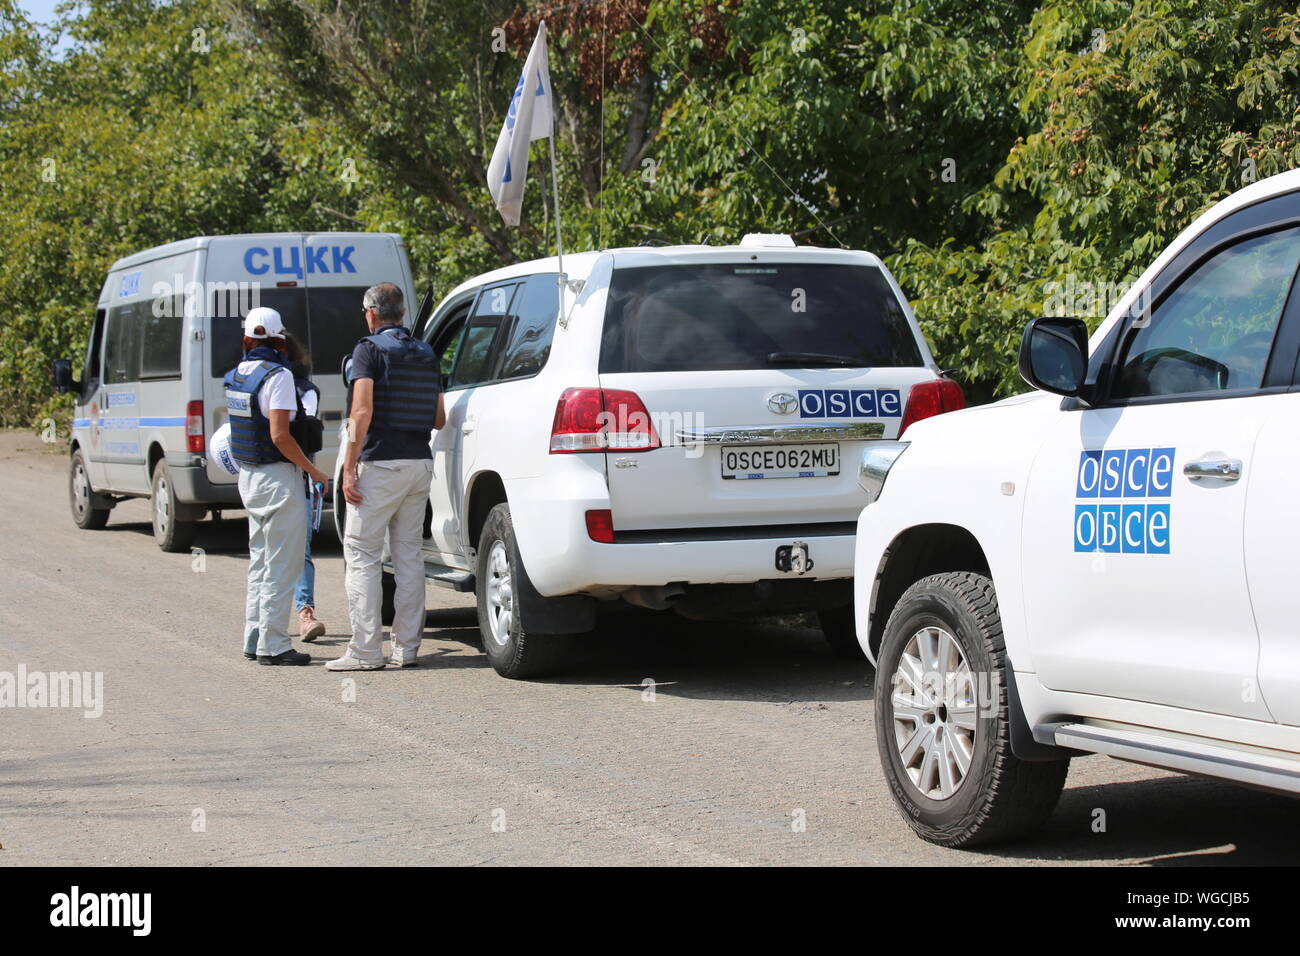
[1018,317,1089,397]
[52,358,79,396]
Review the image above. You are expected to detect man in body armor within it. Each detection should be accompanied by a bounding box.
[328,283,443,671]
[224,308,331,665]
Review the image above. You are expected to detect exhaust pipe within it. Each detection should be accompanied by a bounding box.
[621,584,687,611]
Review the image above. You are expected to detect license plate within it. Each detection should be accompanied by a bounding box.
[720,443,840,480]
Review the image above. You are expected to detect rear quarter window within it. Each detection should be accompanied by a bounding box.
[599,263,923,373]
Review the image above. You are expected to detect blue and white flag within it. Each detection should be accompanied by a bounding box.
[486,21,554,227]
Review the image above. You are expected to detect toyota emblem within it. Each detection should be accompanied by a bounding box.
[767,392,798,415]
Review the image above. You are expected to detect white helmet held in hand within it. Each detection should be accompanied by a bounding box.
[207,422,241,476]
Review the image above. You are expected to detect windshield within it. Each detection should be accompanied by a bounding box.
[599,263,923,374]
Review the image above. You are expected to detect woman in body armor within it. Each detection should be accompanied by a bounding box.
[223,308,330,665]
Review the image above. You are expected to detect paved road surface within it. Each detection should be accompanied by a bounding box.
[2,431,1296,865]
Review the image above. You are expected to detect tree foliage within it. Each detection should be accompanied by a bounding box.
[2,0,1297,424]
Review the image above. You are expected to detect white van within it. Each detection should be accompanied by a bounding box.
[345,234,965,678]
[54,233,416,551]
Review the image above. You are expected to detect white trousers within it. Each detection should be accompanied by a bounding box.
[343,458,433,663]
[240,461,308,657]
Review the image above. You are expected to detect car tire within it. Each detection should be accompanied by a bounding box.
[875,571,1068,848]
[150,461,197,553]
[69,450,110,530]
[817,602,867,659]
[476,503,573,679]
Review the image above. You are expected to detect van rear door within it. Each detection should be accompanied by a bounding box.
[302,233,415,477]
[202,237,309,488]
[597,258,935,533]
[201,233,415,484]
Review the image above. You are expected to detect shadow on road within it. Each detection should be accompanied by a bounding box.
[995,770,1300,865]
[416,604,874,706]
[98,512,345,558]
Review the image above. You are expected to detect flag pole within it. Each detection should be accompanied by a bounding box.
[548,131,565,316]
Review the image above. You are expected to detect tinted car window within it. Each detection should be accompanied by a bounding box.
[427,302,472,379]
[104,302,143,384]
[140,294,185,379]
[1113,225,1300,398]
[307,285,370,376]
[210,288,307,376]
[83,309,106,387]
[599,263,923,373]
[449,283,517,388]
[499,274,559,379]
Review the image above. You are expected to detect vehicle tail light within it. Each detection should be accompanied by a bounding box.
[898,379,965,437]
[585,509,615,543]
[549,388,660,453]
[186,400,205,453]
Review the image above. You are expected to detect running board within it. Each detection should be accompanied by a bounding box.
[1041,721,1300,794]
[425,561,475,592]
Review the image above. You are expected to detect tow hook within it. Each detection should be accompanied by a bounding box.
[775,541,814,575]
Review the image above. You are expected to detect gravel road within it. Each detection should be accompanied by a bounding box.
[2,431,1296,866]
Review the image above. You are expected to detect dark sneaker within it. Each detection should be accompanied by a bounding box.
[258,649,312,666]
[244,652,257,661]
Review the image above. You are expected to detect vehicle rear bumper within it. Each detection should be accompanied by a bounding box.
[506,467,856,596]
[169,463,241,506]
[531,524,855,596]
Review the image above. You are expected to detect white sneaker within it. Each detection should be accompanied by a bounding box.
[388,650,420,668]
[325,654,386,671]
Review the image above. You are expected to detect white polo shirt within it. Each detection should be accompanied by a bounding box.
[235,359,296,420]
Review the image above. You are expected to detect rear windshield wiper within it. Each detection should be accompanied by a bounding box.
[767,351,863,368]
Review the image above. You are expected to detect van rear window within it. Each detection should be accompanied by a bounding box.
[599,263,923,373]
[210,286,370,377]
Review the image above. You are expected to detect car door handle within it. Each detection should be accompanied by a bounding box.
[461,418,476,434]
[1183,458,1242,481]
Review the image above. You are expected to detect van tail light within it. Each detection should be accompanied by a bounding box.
[549,388,660,453]
[898,379,965,437]
[585,509,615,543]
[186,400,205,453]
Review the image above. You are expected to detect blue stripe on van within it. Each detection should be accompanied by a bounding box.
[71,417,184,429]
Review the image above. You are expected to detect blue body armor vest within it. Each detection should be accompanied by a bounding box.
[366,327,440,433]
[224,348,292,465]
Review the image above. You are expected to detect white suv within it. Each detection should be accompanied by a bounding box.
[853,169,1300,846]
[351,235,964,678]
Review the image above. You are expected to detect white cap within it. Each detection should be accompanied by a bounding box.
[243,307,285,339]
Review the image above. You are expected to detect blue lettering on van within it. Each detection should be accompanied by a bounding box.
[119,272,142,298]
[244,247,270,275]
[273,246,304,279]
[797,388,902,419]
[1073,446,1173,554]
[331,245,356,273]
[244,244,357,276]
[306,246,329,274]
[105,391,136,407]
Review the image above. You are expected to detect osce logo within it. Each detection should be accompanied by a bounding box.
[798,388,902,419]
[1073,446,1173,554]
